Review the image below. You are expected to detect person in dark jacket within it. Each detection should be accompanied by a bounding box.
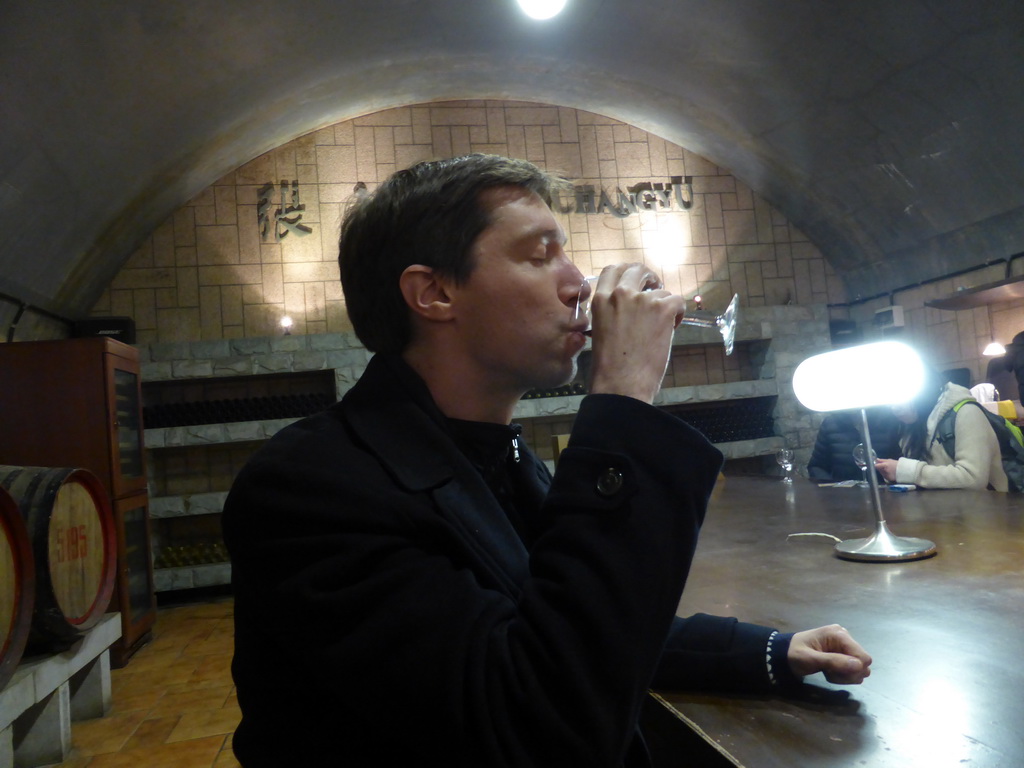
[984,355,1017,403]
[1000,331,1024,403]
[222,154,872,768]
[807,408,901,482]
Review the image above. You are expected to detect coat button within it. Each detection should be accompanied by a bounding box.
[596,467,624,497]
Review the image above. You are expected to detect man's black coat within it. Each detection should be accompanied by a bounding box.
[223,355,782,767]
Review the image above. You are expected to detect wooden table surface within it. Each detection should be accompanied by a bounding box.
[653,475,1024,768]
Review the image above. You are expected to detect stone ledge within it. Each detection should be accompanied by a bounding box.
[144,418,298,449]
[149,491,229,518]
[716,435,786,460]
[512,379,779,420]
[1,614,121,767]
[154,563,231,592]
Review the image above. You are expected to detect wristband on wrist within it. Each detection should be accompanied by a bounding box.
[765,630,800,689]
[766,630,780,686]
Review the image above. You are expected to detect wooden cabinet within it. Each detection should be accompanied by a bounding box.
[0,337,156,666]
[0,338,147,497]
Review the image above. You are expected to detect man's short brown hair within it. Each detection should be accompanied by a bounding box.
[338,154,571,354]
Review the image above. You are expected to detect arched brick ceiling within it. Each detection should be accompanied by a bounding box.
[1,0,1022,319]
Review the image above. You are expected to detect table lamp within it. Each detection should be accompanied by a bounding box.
[792,340,937,562]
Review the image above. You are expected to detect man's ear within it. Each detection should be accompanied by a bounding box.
[399,264,455,322]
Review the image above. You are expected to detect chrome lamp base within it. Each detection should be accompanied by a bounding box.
[832,408,938,563]
[835,520,936,562]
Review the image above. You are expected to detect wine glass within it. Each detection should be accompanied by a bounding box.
[575,277,739,355]
[852,443,876,486]
[775,448,794,483]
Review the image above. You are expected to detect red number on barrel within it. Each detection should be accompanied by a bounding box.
[54,525,88,562]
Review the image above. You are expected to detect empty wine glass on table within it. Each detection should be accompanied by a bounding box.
[852,443,877,486]
[775,449,794,483]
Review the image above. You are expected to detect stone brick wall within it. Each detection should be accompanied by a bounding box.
[839,261,1024,388]
[92,100,844,344]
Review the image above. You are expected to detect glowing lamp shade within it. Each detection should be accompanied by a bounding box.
[792,341,926,412]
[792,340,936,563]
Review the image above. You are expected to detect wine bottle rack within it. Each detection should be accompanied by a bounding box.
[666,396,777,443]
[153,540,229,569]
[523,382,587,399]
[143,392,334,428]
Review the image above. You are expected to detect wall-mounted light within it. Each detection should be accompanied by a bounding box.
[515,0,568,20]
[640,215,688,268]
[280,316,293,336]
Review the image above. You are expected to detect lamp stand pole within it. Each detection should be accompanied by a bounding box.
[833,409,937,562]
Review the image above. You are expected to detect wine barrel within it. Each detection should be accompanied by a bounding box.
[0,466,116,650]
[0,485,34,690]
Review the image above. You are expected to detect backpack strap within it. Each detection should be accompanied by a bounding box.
[933,398,1024,492]
[934,398,975,456]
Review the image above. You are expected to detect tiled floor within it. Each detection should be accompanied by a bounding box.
[47,597,240,768]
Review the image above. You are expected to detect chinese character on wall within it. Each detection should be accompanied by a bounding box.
[257,180,313,241]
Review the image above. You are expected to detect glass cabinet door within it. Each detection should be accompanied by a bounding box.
[111,493,156,666]
[121,498,155,623]
[108,358,147,496]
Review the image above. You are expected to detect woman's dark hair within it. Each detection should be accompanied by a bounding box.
[899,369,946,459]
[338,154,572,354]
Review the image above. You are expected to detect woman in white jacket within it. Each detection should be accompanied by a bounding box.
[875,377,1008,491]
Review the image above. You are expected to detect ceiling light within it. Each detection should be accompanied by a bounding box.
[983,341,1006,356]
[516,0,568,20]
